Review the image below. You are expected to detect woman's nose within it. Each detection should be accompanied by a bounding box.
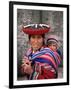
[34,38,38,43]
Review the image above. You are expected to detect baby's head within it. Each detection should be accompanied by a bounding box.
[46,35,59,52]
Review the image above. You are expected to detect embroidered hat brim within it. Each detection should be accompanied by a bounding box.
[22,28,50,35]
[22,24,50,35]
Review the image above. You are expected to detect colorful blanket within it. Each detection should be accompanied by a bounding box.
[25,47,61,79]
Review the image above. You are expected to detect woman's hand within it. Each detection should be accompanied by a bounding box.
[21,59,33,75]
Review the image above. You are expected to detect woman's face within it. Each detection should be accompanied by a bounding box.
[29,35,44,52]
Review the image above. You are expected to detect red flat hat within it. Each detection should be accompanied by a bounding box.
[22,24,50,35]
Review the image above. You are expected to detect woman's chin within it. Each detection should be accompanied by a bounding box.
[32,48,40,52]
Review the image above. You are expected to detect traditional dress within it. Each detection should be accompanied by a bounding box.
[23,47,61,80]
[21,24,61,80]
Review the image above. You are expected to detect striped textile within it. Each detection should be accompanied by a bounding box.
[24,47,61,79]
[26,47,61,70]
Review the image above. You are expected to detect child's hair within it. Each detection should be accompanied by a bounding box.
[47,41,57,46]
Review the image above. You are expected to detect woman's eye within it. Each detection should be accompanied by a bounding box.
[31,36,35,39]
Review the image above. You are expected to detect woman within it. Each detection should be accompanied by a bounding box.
[21,24,59,80]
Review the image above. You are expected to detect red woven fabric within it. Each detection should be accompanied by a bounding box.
[22,28,50,35]
[37,67,56,79]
